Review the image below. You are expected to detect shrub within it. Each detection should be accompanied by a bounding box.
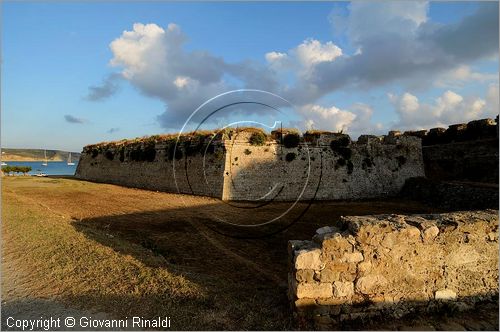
[285,152,296,162]
[91,149,99,158]
[396,156,407,167]
[144,145,156,162]
[129,146,143,161]
[347,160,354,174]
[336,158,346,167]
[105,150,114,161]
[244,149,252,155]
[119,148,125,162]
[337,147,352,160]
[330,135,351,151]
[283,133,300,148]
[166,145,183,161]
[249,132,266,146]
[184,140,203,156]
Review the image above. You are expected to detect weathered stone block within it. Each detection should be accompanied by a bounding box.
[358,261,372,273]
[342,251,364,263]
[422,225,439,242]
[355,275,388,295]
[296,269,315,283]
[296,282,333,299]
[295,298,317,309]
[319,268,340,283]
[333,281,354,298]
[399,226,422,243]
[295,248,322,270]
[435,289,457,301]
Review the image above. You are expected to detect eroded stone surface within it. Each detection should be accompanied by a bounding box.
[435,289,457,301]
[296,283,333,299]
[288,210,499,330]
[295,248,322,270]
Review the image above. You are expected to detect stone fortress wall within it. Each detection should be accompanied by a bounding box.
[285,117,499,328]
[401,117,499,210]
[75,128,424,201]
[405,117,499,184]
[75,137,228,198]
[288,210,499,330]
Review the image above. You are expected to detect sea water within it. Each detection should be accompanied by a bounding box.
[2,161,78,176]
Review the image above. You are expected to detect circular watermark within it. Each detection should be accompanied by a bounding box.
[171,89,321,238]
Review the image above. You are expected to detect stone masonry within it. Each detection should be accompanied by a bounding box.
[288,210,499,329]
[76,129,424,201]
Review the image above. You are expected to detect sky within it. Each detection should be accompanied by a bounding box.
[1,1,499,152]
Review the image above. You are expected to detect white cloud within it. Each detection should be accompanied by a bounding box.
[436,65,498,88]
[485,83,500,116]
[299,104,356,133]
[266,39,342,77]
[305,2,499,103]
[173,76,196,89]
[390,86,498,130]
[265,51,287,63]
[346,0,428,44]
[107,23,280,127]
[295,39,342,68]
[294,102,384,139]
[90,3,498,133]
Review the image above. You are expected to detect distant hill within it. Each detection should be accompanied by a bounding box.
[1,148,81,162]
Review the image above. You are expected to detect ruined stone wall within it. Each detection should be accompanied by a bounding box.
[288,210,499,329]
[76,141,227,197]
[223,132,424,201]
[76,130,424,201]
[405,118,499,183]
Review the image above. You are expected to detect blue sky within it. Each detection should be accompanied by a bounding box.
[2,1,498,152]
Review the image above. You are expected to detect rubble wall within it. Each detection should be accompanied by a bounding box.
[288,210,499,329]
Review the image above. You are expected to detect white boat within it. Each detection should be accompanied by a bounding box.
[42,150,48,166]
[1,161,7,166]
[35,172,47,177]
[67,152,75,166]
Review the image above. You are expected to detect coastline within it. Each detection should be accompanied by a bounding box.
[1,157,65,162]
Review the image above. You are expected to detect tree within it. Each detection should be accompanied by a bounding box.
[2,165,12,176]
[11,166,20,175]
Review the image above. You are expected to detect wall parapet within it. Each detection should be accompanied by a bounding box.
[403,117,498,146]
[288,211,499,329]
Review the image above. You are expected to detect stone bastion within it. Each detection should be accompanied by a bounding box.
[75,128,425,201]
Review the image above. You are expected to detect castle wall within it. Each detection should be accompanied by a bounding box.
[76,131,424,201]
[75,142,226,197]
[288,210,499,329]
[405,118,499,184]
[223,134,424,201]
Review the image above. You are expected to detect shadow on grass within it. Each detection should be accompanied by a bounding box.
[68,198,450,330]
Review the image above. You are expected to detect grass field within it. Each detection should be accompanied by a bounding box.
[2,176,496,330]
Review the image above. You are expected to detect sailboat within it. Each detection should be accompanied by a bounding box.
[67,152,75,166]
[42,150,48,166]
